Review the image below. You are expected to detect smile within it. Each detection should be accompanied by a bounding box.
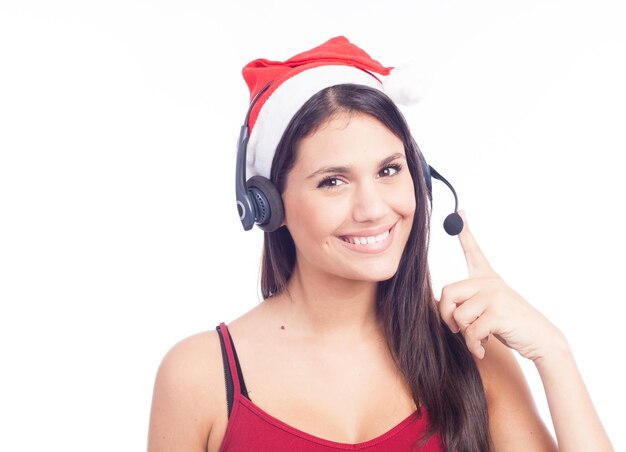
[336,223,396,254]
[340,229,390,245]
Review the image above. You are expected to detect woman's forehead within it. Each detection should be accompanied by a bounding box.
[294,113,405,170]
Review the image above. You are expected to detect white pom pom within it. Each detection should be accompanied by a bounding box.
[383,61,431,106]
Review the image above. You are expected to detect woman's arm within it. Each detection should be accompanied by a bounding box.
[439,211,613,450]
[147,332,217,452]
[533,333,613,451]
[476,329,613,451]
[474,335,557,451]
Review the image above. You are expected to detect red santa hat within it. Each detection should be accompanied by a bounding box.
[242,36,428,179]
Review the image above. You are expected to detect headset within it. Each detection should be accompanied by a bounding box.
[235,82,464,236]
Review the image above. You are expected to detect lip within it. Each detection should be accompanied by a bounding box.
[336,222,397,255]
[339,222,397,238]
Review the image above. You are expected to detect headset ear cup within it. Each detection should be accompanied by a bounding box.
[246,175,284,232]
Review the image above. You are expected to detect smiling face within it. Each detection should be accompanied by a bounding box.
[282,112,416,283]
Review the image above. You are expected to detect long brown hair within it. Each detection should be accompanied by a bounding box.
[260,84,490,451]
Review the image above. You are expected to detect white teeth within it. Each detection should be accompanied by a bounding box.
[342,229,390,245]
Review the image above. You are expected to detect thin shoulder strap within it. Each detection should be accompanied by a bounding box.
[216,322,249,417]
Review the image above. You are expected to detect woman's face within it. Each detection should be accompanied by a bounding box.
[282,112,416,283]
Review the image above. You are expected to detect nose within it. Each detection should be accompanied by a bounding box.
[351,179,388,223]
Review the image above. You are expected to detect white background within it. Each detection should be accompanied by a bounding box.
[1,1,624,450]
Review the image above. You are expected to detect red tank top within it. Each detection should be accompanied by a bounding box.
[216,322,444,451]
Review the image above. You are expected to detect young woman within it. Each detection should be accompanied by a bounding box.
[147,37,613,451]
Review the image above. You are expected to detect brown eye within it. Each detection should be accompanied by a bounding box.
[317,176,345,189]
[379,163,402,178]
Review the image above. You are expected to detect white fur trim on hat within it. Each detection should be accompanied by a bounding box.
[383,61,430,106]
[247,65,384,179]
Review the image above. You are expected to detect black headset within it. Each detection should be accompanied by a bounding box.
[235,82,464,236]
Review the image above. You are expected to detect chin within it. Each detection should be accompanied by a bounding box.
[344,261,402,283]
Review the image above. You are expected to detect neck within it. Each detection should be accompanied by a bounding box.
[279,259,383,342]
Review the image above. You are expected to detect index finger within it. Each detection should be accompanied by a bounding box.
[457,210,494,277]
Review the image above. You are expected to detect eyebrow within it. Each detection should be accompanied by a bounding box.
[306,152,406,179]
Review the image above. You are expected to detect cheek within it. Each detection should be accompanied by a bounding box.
[284,192,342,243]
[395,176,417,217]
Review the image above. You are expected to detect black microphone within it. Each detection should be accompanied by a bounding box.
[428,166,464,236]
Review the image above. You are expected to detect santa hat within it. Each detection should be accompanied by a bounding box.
[243,36,428,179]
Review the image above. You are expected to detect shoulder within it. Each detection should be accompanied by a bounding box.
[147,329,226,452]
[156,330,222,384]
[473,334,558,451]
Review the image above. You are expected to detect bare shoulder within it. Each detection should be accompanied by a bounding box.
[474,334,558,451]
[147,330,225,452]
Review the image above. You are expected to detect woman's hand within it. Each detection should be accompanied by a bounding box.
[437,210,566,363]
